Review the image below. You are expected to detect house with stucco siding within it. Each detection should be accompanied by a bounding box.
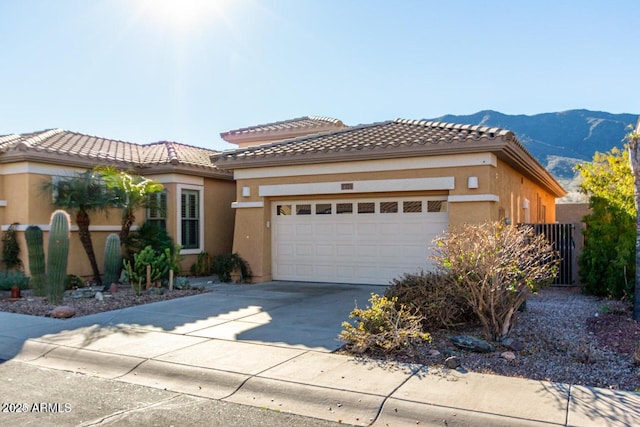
[215,117,566,285]
[0,129,235,278]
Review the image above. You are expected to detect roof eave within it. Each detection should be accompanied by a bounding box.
[214,139,567,198]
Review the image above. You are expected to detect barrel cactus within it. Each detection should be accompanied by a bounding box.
[25,225,46,296]
[103,233,121,288]
[46,210,70,305]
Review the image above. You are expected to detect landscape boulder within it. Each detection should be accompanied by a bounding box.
[51,306,76,319]
[449,335,495,353]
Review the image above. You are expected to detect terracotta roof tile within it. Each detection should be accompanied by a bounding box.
[0,129,228,176]
[214,118,520,165]
[222,115,345,137]
[212,117,565,197]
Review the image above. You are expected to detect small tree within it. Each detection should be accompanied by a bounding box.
[626,117,640,321]
[576,147,635,298]
[432,221,559,341]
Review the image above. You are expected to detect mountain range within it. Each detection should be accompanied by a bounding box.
[431,110,638,201]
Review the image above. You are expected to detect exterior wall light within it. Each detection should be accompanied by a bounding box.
[467,176,479,189]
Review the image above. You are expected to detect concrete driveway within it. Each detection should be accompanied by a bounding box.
[116,280,386,352]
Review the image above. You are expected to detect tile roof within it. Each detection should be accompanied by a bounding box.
[215,118,517,163]
[0,129,230,178]
[213,118,565,197]
[221,115,346,137]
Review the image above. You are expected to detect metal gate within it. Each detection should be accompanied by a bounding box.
[520,223,576,286]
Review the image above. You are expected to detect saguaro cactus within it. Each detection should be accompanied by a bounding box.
[46,210,70,305]
[103,233,121,288]
[25,225,46,296]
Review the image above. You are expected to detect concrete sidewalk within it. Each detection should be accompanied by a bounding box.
[1,281,639,426]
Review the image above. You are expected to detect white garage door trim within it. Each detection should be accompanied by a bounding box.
[272,197,448,285]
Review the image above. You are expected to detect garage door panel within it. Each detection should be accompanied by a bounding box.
[357,245,378,257]
[316,224,335,235]
[275,263,296,276]
[336,223,355,236]
[357,223,377,237]
[276,223,295,237]
[337,266,356,279]
[295,244,314,256]
[316,244,334,257]
[295,264,314,277]
[275,244,294,257]
[379,223,400,235]
[272,198,448,285]
[296,224,314,236]
[336,244,355,256]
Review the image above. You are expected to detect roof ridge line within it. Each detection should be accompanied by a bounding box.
[394,118,513,138]
[223,120,390,155]
[221,115,346,137]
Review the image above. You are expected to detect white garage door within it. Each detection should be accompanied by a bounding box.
[272,197,448,285]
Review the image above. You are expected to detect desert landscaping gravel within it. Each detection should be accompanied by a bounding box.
[344,287,640,393]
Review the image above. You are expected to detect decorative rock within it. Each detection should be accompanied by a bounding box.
[71,289,95,299]
[501,351,516,361]
[444,356,461,369]
[501,338,524,352]
[94,291,103,301]
[51,306,76,319]
[146,287,165,296]
[109,283,118,293]
[428,349,441,357]
[450,335,495,353]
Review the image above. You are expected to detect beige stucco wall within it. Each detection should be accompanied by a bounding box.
[1,165,236,282]
[231,155,561,282]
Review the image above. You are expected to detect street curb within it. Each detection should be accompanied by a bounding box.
[225,375,384,426]
[119,359,250,400]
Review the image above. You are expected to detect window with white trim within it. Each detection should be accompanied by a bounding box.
[146,191,167,230]
[181,189,200,249]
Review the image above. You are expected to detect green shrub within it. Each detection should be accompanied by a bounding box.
[124,222,175,263]
[65,274,84,290]
[190,251,212,276]
[386,271,475,329]
[0,270,30,291]
[339,293,431,356]
[212,253,251,282]
[432,221,559,342]
[2,223,23,271]
[122,245,170,295]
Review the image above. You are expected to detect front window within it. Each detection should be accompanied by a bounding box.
[181,189,200,249]
[146,191,167,231]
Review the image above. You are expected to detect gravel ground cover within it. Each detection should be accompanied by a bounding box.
[343,287,640,392]
[0,285,209,318]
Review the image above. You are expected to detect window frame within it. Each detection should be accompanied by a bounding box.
[177,184,204,254]
[146,191,168,231]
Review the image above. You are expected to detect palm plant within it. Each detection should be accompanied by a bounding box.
[43,170,110,286]
[97,167,164,252]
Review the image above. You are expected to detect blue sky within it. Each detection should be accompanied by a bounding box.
[1,0,638,151]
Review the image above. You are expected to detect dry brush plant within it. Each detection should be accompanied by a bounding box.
[432,221,559,342]
[340,293,432,356]
[385,271,475,330]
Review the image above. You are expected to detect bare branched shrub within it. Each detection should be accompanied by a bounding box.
[432,222,559,342]
[385,271,475,329]
[339,293,431,356]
